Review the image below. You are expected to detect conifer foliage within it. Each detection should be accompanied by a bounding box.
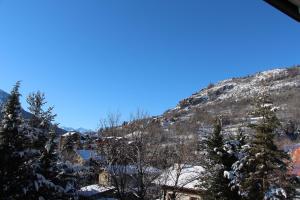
[0,83,78,200]
[0,81,37,199]
[229,94,295,200]
[201,118,240,200]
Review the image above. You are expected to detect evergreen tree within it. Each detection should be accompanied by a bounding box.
[0,82,22,198]
[27,91,56,130]
[201,118,240,200]
[0,82,39,199]
[27,91,56,149]
[0,85,78,200]
[27,91,78,199]
[35,128,78,200]
[231,94,295,200]
[224,128,248,199]
[0,82,22,143]
[236,128,247,150]
[33,129,65,199]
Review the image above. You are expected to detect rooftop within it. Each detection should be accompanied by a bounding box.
[78,184,115,197]
[62,131,79,137]
[154,164,205,190]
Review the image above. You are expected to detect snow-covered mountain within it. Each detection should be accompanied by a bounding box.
[60,126,94,134]
[156,66,300,135]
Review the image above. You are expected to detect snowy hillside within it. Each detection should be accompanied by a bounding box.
[158,66,300,135]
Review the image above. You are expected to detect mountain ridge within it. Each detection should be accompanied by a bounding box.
[154,66,300,137]
[60,126,94,134]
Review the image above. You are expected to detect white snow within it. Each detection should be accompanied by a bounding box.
[124,131,142,139]
[223,171,234,180]
[264,186,287,200]
[174,68,299,117]
[154,164,204,190]
[79,184,115,197]
[62,131,78,137]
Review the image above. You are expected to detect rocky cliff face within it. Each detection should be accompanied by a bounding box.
[157,66,300,137]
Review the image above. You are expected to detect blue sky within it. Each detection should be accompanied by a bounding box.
[0,0,299,130]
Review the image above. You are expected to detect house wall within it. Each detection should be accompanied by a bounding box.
[61,149,84,164]
[59,132,81,150]
[291,147,300,175]
[99,170,111,186]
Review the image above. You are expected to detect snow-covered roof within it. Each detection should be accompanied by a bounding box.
[62,131,78,137]
[108,165,160,175]
[154,164,204,190]
[79,184,115,197]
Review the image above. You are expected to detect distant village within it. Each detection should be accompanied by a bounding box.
[59,127,300,200]
[60,130,206,200]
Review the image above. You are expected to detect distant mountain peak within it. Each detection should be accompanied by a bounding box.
[0,89,10,106]
[60,126,94,134]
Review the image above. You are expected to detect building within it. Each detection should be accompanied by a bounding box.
[292,146,300,176]
[264,0,300,22]
[61,148,103,165]
[97,165,161,199]
[154,164,205,200]
[98,169,111,187]
[59,131,81,150]
[284,143,300,175]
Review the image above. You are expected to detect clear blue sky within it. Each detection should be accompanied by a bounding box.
[0,0,299,130]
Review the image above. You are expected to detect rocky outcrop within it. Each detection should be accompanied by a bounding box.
[159,66,300,137]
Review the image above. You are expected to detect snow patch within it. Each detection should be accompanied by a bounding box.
[79,185,115,197]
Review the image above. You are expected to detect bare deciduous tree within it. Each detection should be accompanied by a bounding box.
[156,123,202,200]
[97,111,164,200]
[97,113,131,200]
[124,110,163,200]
